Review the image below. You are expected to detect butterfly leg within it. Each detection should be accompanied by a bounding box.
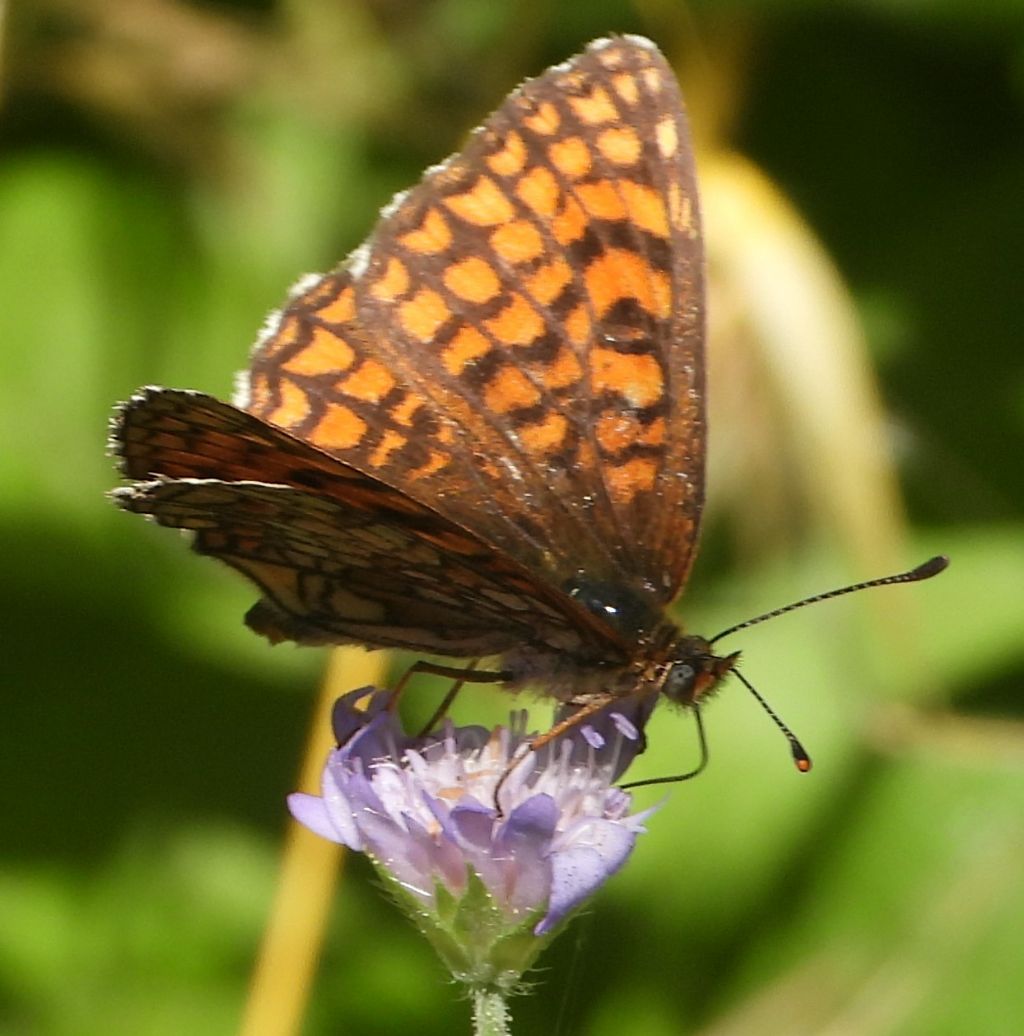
[389,659,508,714]
[528,694,620,752]
[493,693,620,814]
[416,658,481,736]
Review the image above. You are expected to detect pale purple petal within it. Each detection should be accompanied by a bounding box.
[539,821,637,933]
[498,795,558,911]
[287,793,345,844]
[557,817,637,867]
[320,763,364,849]
[499,795,558,851]
[539,847,610,934]
[402,812,467,892]
[450,802,497,850]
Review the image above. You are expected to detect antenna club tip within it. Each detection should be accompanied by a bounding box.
[794,753,812,773]
[915,555,950,580]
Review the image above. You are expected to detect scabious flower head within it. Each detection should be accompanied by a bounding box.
[289,686,657,991]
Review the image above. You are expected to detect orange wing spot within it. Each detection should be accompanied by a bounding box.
[408,449,450,480]
[577,180,627,222]
[612,72,640,105]
[399,207,453,254]
[656,115,678,159]
[595,413,667,454]
[485,292,545,347]
[552,196,588,246]
[548,136,592,179]
[597,126,642,167]
[621,181,670,238]
[565,304,591,347]
[584,248,671,320]
[525,257,572,306]
[640,416,667,446]
[399,288,451,342]
[484,364,541,414]
[369,428,408,467]
[313,402,368,450]
[282,332,356,377]
[490,220,545,264]
[516,166,560,218]
[247,370,271,412]
[390,393,423,427]
[519,411,568,453]
[569,85,618,125]
[442,325,492,375]
[642,68,662,94]
[545,343,583,389]
[316,284,357,324]
[579,179,668,238]
[590,348,664,409]
[263,312,301,355]
[443,256,501,304]
[595,45,627,70]
[522,100,560,135]
[605,456,658,504]
[486,129,527,177]
[668,183,695,234]
[443,176,515,226]
[370,257,410,301]
[338,359,396,403]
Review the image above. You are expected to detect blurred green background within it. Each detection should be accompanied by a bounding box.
[2,1,1022,1034]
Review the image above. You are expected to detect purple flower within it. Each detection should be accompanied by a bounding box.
[289,687,657,985]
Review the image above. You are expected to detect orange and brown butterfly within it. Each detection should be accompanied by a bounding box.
[111,36,738,735]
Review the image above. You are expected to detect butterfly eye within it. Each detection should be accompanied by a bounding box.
[662,662,697,703]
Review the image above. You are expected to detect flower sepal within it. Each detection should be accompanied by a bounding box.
[374,861,551,992]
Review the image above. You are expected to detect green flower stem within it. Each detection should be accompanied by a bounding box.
[472,986,511,1036]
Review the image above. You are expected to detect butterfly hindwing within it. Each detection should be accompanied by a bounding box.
[112,388,629,659]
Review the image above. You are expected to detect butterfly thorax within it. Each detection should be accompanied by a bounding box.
[501,607,739,707]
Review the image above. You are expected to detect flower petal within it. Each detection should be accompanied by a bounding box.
[320,761,365,850]
[538,821,636,934]
[331,686,389,744]
[501,794,558,849]
[287,792,348,845]
[497,795,559,914]
[450,801,496,850]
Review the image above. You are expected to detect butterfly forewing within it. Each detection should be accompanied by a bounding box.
[113,36,706,668]
[242,36,704,628]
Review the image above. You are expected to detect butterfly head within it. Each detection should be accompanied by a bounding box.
[659,637,740,707]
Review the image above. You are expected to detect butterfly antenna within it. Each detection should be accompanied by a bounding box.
[732,668,812,772]
[710,555,949,645]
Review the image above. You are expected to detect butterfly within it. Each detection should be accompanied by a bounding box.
[110,36,775,744]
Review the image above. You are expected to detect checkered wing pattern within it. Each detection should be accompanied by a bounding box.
[114,389,623,655]
[242,36,705,628]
